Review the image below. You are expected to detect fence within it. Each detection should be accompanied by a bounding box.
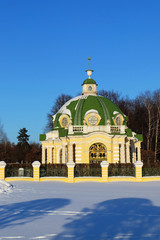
[40,164,68,177]
[74,164,101,177]
[5,163,33,177]
[0,160,160,183]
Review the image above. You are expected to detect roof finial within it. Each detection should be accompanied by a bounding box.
[86,57,94,79]
[88,57,91,70]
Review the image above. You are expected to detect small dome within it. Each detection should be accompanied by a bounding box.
[82,78,97,85]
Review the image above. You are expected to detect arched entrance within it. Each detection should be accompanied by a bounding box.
[89,143,107,163]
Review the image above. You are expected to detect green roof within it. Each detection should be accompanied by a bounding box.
[52,95,127,127]
[40,94,142,141]
[135,134,143,141]
[39,134,46,141]
[82,78,97,85]
[125,128,133,137]
[59,128,68,137]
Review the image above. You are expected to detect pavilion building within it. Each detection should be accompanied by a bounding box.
[40,58,142,164]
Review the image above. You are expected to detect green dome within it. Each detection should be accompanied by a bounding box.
[82,78,97,85]
[53,95,127,128]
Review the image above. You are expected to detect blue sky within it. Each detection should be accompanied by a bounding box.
[0,0,160,143]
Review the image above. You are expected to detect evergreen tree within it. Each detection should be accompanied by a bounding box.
[17,128,30,149]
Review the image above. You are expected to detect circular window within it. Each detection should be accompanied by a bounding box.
[88,115,98,125]
[116,116,121,125]
[61,117,68,127]
[88,86,92,91]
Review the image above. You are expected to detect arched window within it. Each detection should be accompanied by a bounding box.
[52,148,54,164]
[45,149,47,164]
[136,147,138,161]
[119,144,121,163]
[89,143,107,163]
[65,145,68,163]
[73,144,76,162]
[130,146,132,163]
[59,149,62,164]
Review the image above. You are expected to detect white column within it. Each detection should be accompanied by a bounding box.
[62,144,66,163]
[49,147,52,164]
[126,142,130,163]
[137,145,141,162]
[42,147,45,164]
[131,144,135,163]
[120,143,125,163]
[68,143,73,162]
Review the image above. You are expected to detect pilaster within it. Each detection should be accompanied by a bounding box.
[48,147,52,164]
[42,147,45,164]
[120,143,125,163]
[62,144,66,163]
[126,142,130,163]
[68,143,73,163]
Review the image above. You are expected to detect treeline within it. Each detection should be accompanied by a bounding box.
[98,89,160,163]
[0,127,41,163]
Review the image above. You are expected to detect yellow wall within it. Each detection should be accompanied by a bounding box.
[41,132,140,164]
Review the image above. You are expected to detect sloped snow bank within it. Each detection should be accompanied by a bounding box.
[0,180,13,193]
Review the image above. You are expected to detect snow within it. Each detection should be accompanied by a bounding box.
[1,181,160,239]
[56,95,82,116]
[0,180,13,193]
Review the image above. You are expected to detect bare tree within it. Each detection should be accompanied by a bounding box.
[0,121,8,143]
[98,90,121,105]
[46,94,72,131]
[153,89,160,161]
[140,91,154,151]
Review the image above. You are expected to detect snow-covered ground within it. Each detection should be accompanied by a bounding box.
[0,180,13,193]
[1,181,160,240]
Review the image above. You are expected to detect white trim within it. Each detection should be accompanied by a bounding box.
[84,109,98,117]
[113,111,119,115]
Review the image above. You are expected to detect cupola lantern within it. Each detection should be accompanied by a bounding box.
[82,57,98,95]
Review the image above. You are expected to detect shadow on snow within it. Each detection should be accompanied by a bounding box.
[0,198,70,229]
[53,198,160,240]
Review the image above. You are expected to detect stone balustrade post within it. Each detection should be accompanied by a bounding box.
[0,161,6,180]
[32,161,41,181]
[67,162,75,183]
[100,161,109,182]
[134,161,143,182]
